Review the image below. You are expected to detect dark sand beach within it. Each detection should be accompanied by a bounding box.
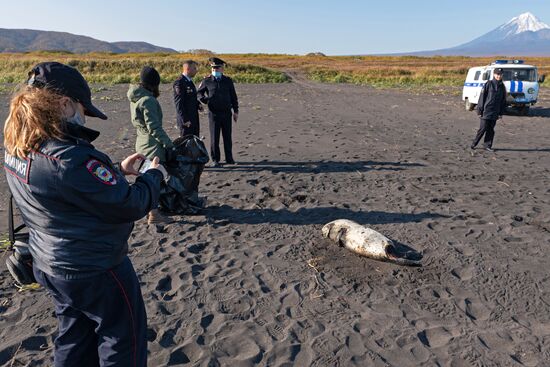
[1,79,550,366]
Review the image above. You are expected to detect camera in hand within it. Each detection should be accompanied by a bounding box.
[138,159,152,174]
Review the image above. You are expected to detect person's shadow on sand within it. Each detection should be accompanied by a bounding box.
[494,148,550,152]
[206,205,448,226]
[208,160,425,174]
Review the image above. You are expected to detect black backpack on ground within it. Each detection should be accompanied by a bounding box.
[159,135,209,214]
[5,195,35,285]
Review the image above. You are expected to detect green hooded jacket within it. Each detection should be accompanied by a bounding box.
[127,85,174,162]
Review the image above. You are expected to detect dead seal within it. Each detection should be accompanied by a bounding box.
[322,219,421,266]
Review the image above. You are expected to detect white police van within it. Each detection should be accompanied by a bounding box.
[462,60,545,115]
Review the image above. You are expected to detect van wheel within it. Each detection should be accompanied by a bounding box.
[465,99,475,111]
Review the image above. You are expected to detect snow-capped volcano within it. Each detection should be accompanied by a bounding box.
[405,12,550,56]
[504,12,550,34]
[470,12,550,43]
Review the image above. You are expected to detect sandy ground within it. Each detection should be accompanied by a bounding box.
[1,79,550,366]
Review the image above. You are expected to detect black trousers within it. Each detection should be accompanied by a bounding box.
[33,257,147,367]
[472,118,497,149]
[179,119,199,138]
[209,110,233,163]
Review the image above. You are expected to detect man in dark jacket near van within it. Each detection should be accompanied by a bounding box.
[197,57,239,166]
[471,68,507,152]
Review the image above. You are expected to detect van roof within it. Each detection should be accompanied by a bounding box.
[468,64,536,71]
[486,63,535,69]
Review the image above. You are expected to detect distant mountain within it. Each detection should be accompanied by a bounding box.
[407,12,550,56]
[0,28,177,54]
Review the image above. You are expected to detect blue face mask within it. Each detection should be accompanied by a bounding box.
[66,103,86,126]
[212,71,222,78]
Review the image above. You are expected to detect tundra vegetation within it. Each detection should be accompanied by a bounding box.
[0,52,548,94]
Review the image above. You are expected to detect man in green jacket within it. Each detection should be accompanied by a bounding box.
[128,66,174,224]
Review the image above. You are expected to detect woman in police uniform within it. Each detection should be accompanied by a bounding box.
[3,62,165,366]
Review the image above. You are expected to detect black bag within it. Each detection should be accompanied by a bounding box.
[5,195,35,285]
[159,135,209,214]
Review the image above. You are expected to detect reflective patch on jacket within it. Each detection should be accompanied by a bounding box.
[4,151,31,183]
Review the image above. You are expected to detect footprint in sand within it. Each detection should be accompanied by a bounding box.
[417,326,454,348]
[460,298,492,322]
[187,243,207,254]
[450,265,475,281]
[167,347,190,365]
[158,320,183,348]
[200,314,214,330]
[156,275,172,292]
[345,333,366,357]
[454,243,475,257]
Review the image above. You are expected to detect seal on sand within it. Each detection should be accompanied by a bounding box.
[322,219,421,266]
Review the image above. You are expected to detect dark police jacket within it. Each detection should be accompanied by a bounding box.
[4,123,163,279]
[477,79,507,120]
[173,74,200,134]
[197,75,239,113]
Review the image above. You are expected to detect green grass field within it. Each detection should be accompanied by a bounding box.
[0,52,290,84]
[0,52,548,94]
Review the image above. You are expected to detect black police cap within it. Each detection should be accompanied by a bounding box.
[27,62,107,120]
[208,57,226,67]
[493,68,504,75]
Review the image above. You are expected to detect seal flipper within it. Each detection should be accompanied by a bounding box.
[385,244,422,267]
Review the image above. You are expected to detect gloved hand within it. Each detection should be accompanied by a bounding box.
[149,157,168,181]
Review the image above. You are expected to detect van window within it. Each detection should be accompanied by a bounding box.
[474,71,481,80]
[482,72,490,80]
[501,68,537,82]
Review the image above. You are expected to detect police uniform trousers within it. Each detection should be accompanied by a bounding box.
[208,110,234,163]
[179,120,200,138]
[472,118,497,149]
[33,257,147,367]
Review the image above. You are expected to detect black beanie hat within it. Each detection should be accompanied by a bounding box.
[140,66,160,86]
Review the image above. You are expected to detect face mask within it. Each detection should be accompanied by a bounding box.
[212,71,222,78]
[67,108,86,126]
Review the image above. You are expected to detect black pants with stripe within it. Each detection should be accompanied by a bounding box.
[471,118,497,149]
[33,257,147,367]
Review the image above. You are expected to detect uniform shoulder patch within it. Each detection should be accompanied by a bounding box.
[86,159,117,186]
[4,151,31,183]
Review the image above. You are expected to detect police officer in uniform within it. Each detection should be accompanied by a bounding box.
[3,62,167,366]
[197,57,239,166]
[471,67,507,152]
[173,60,201,137]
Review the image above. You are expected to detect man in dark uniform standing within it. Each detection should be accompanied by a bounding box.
[197,57,239,167]
[471,67,507,152]
[173,60,201,137]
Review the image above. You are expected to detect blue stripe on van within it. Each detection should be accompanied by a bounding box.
[464,82,485,87]
[518,81,523,92]
[510,80,515,92]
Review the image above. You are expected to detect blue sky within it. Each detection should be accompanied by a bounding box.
[2,0,550,54]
